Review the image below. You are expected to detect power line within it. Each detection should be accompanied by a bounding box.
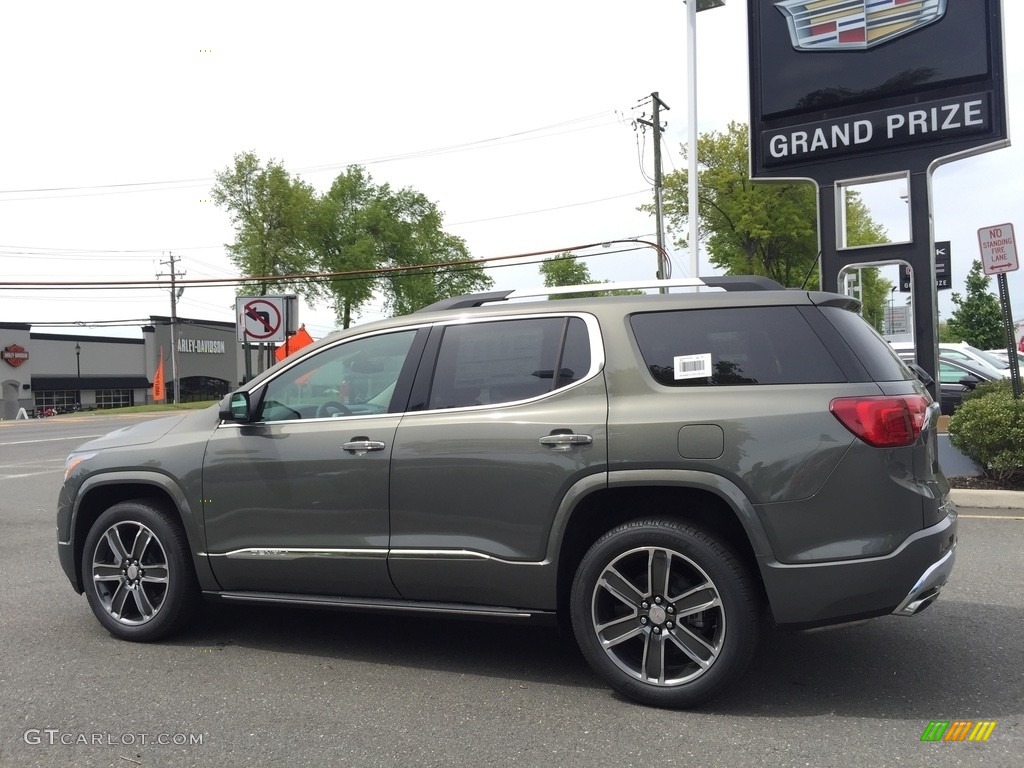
[0,240,662,291]
[450,190,648,225]
[0,186,651,260]
[0,111,620,201]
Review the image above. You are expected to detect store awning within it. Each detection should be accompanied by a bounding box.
[32,375,152,391]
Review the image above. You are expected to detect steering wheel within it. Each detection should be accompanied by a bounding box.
[316,401,352,418]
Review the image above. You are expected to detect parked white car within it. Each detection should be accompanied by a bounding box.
[890,342,1009,378]
[985,348,1024,369]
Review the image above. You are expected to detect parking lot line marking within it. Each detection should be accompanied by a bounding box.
[0,435,103,446]
[959,514,1024,521]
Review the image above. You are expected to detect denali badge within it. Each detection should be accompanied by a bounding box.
[775,0,948,51]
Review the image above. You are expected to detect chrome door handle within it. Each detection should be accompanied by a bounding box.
[341,439,386,455]
[539,433,593,451]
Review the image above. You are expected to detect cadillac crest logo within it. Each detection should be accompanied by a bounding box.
[775,0,948,51]
[2,344,29,368]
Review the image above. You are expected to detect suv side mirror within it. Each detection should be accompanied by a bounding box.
[219,391,252,422]
[958,375,981,390]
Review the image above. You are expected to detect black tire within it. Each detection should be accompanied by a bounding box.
[81,500,200,642]
[570,518,759,708]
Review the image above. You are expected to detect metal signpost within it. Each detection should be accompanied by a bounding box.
[978,224,1022,398]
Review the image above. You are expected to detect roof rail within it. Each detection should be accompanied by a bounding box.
[701,275,785,291]
[415,275,785,313]
[416,290,517,312]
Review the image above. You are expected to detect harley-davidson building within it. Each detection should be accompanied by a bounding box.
[0,317,246,420]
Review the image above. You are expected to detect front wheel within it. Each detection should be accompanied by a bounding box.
[81,500,199,642]
[570,518,759,708]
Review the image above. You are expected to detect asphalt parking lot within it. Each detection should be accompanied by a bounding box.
[1,414,1021,768]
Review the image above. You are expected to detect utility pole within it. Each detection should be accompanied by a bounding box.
[157,253,185,404]
[636,92,671,292]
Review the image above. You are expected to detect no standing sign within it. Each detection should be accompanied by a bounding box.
[977,223,1019,275]
[978,223,1022,398]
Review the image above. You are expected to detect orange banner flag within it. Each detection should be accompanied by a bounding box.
[275,325,315,362]
[152,348,166,402]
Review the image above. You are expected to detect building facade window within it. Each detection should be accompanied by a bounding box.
[175,376,230,403]
[96,389,135,409]
[35,391,78,413]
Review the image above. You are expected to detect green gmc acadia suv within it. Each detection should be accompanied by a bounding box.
[57,277,957,707]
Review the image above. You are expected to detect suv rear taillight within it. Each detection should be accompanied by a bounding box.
[829,395,930,448]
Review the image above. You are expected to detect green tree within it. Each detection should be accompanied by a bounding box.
[211,152,318,301]
[308,166,390,328]
[216,157,492,328]
[945,260,1004,348]
[657,121,891,322]
[540,253,642,299]
[541,252,592,286]
[841,268,893,333]
[311,168,490,321]
[540,253,600,299]
[371,185,492,317]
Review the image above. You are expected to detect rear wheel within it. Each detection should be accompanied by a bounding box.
[570,518,759,707]
[81,500,199,641]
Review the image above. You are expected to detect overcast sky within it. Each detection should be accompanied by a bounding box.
[2,0,1022,341]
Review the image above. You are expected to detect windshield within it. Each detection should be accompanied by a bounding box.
[963,344,1010,370]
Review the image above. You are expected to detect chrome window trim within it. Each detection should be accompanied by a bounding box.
[415,311,604,415]
[217,312,604,425]
[218,325,425,429]
[215,410,402,430]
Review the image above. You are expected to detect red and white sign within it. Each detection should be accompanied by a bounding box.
[1,344,29,368]
[237,297,284,342]
[977,223,1019,275]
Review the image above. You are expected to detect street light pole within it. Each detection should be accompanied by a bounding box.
[74,342,81,408]
[686,0,725,280]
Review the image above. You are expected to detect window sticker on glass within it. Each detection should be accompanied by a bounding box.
[674,353,712,380]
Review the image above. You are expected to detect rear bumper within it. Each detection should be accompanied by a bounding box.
[891,546,955,616]
[760,509,957,626]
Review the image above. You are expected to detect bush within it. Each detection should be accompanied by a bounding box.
[947,379,1024,484]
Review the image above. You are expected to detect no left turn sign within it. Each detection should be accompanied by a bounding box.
[238,298,284,342]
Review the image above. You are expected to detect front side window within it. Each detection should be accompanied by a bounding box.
[939,362,972,385]
[256,330,416,422]
[427,317,591,409]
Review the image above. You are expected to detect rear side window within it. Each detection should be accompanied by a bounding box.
[820,306,915,382]
[630,307,844,386]
[428,317,591,408]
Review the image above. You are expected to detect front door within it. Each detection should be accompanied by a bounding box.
[202,329,418,597]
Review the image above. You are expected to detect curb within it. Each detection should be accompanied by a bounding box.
[949,489,1024,510]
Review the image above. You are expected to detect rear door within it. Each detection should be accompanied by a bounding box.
[387,314,607,608]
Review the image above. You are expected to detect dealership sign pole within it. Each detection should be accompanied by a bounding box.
[747,0,1009,392]
[978,223,1021,398]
